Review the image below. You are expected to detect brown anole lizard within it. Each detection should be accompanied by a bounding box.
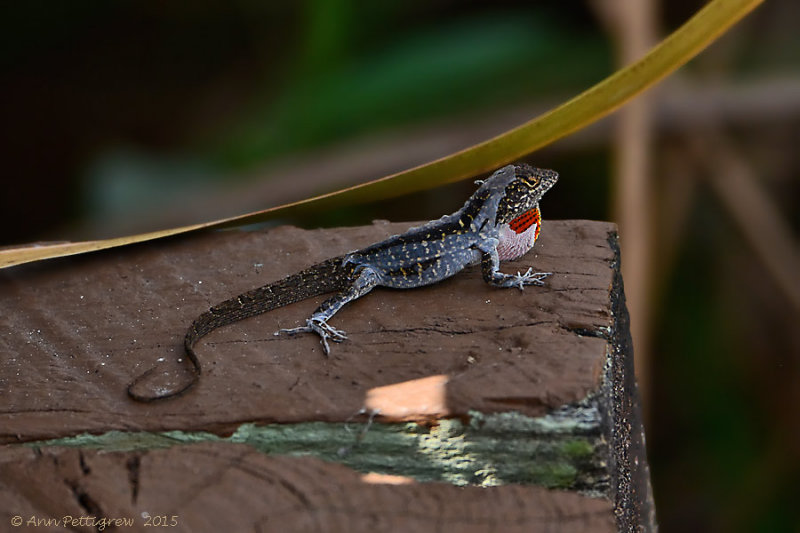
[128,163,558,401]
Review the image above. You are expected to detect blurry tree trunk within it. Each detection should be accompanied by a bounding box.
[591,0,658,420]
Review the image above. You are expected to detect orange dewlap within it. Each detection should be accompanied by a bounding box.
[509,207,541,239]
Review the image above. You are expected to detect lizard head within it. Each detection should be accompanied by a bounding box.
[491,163,558,260]
[457,163,558,252]
[494,163,558,225]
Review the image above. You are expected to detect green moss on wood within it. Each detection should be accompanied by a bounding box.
[27,406,608,493]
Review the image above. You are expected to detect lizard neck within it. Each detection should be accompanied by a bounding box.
[496,205,541,261]
[456,165,520,234]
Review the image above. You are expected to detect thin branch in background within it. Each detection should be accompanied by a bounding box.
[591,0,658,416]
[651,141,699,299]
[689,131,800,312]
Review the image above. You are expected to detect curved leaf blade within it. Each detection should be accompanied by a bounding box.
[0,0,763,269]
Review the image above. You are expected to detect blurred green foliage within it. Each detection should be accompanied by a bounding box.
[217,8,608,168]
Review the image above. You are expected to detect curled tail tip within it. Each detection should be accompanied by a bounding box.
[127,363,200,402]
[127,372,198,402]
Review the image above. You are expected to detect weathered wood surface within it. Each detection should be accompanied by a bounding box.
[0,443,616,532]
[0,220,612,438]
[0,220,655,532]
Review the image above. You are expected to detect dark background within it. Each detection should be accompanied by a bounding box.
[1,1,797,531]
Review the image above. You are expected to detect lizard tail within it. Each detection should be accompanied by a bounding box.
[127,256,349,402]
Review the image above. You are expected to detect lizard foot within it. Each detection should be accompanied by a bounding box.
[507,267,551,290]
[276,317,348,355]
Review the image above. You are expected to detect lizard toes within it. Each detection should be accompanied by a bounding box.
[524,271,551,286]
[276,325,312,336]
[328,329,348,342]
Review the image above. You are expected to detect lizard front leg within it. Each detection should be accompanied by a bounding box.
[479,243,551,290]
[277,266,380,354]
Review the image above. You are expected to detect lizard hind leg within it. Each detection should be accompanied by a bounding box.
[275,265,380,355]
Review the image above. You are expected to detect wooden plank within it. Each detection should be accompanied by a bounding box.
[0,220,655,531]
[0,443,616,532]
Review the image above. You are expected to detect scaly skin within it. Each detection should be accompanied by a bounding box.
[128,163,558,401]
